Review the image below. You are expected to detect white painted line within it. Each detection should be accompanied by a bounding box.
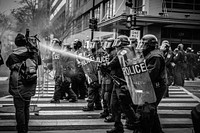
[160,118,192,124]
[0,98,52,101]
[0,77,8,81]
[0,110,102,116]
[180,86,200,103]
[169,95,191,98]
[0,95,12,100]
[0,110,191,116]
[0,103,87,107]
[1,102,196,108]
[169,91,187,94]
[0,118,191,126]
[158,103,198,107]
[161,98,196,102]
[1,97,196,102]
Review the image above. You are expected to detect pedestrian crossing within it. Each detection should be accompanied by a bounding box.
[0,83,199,132]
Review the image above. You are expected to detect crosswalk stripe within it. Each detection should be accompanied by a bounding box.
[0,118,192,126]
[0,109,192,116]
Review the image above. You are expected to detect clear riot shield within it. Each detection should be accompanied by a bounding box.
[79,50,98,84]
[117,46,157,105]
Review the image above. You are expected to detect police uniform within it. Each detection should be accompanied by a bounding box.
[138,34,167,133]
[106,36,137,133]
[173,44,186,86]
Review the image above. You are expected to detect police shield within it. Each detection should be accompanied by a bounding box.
[117,46,157,105]
[79,50,98,84]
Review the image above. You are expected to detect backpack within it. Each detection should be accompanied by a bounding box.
[20,58,37,85]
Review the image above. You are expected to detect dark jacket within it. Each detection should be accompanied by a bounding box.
[145,49,167,105]
[6,47,38,98]
[145,49,167,87]
[107,48,125,85]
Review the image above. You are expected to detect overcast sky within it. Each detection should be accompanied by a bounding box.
[0,0,21,14]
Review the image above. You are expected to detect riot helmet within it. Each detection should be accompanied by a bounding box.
[186,47,192,52]
[52,38,61,48]
[103,38,115,53]
[129,37,138,48]
[112,35,130,48]
[177,43,184,50]
[103,38,115,49]
[91,39,101,53]
[73,40,82,50]
[136,34,158,56]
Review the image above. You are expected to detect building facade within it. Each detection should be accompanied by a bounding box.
[50,0,200,51]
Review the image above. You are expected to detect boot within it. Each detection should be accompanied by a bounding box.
[69,98,77,102]
[107,122,124,133]
[100,110,109,118]
[82,106,94,111]
[106,127,124,133]
[50,99,60,103]
[104,114,114,122]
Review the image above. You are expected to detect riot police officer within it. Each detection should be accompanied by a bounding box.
[50,39,63,103]
[106,35,137,133]
[137,34,167,133]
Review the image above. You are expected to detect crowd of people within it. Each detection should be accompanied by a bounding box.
[160,40,200,94]
[4,31,200,133]
[42,34,167,133]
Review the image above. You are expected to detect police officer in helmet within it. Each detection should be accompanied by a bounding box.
[106,35,137,133]
[137,34,167,133]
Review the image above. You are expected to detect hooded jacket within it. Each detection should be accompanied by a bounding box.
[6,47,38,98]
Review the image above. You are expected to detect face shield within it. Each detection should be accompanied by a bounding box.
[104,39,114,49]
[136,39,147,51]
[91,40,101,50]
[112,39,121,48]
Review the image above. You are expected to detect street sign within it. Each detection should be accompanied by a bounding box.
[130,29,140,41]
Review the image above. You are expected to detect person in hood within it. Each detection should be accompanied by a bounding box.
[6,33,41,133]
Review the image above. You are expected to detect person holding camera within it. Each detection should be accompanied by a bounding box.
[6,33,41,133]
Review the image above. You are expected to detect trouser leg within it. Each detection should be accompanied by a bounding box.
[53,76,62,100]
[14,97,30,133]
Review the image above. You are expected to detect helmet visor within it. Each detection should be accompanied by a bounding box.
[112,39,121,48]
[136,40,146,50]
[105,40,114,49]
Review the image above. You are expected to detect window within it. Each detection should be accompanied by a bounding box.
[76,16,82,32]
[103,0,114,20]
[165,0,200,13]
[83,12,90,29]
[94,6,100,21]
[69,0,73,14]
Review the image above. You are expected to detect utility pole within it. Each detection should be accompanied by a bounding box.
[91,0,95,41]
[133,0,137,29]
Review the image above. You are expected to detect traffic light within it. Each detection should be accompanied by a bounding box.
[125,0,133,8]
[89,18,98,31]
[126,15,132,29]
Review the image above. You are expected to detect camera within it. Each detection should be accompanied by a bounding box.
[25,29,40,52]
